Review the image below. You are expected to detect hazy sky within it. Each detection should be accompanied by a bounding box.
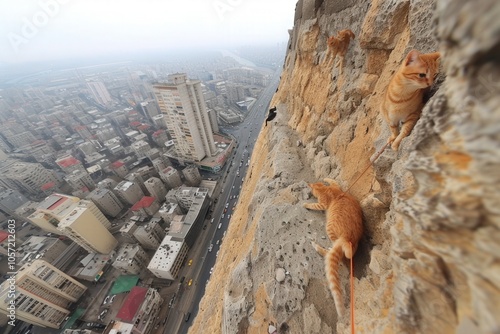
[0,0,297,64]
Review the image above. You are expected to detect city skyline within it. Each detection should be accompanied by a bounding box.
[0,0,297,65]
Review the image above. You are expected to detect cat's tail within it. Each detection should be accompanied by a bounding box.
[313,238,349,317]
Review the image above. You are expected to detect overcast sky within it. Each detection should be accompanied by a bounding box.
[0,0,297,64]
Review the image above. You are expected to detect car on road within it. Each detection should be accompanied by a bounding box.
[218,223,222,229]
[188,259,193,266]
[184,312,191,322]
[221,214,224,219]
[188,279,193,286]
[227,214,231,219]
[98,309,108,320]
[208,244,213,252]
[216,239,220,245]
[211,218,214,223]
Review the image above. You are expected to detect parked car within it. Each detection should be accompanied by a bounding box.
[184,312,191,322]
[188,259,193,266]
[187,279,193,286]
[109,295,116,304]
[102,296,110,305]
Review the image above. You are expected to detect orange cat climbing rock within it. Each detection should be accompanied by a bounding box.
[382,49,441,150]
[327,29,355,73]
[304,178,363,317]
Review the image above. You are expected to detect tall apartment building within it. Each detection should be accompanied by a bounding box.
[114,181,144,206]
[182,165,202,186]
[114,287,163,334]
[29,194,117,253]
[112,243,150,275]
[153,73,216,162]
[57,200,117,254]
[133,219,166,250]
[0,188,29,216]
[64,170,96,193]
[0,260,87,328]
[110,161,128,178]
[147,236,188,280]
[144,177,167,201]
[87,188,124,218]
[86,81,112,106]
[159,166,182,189]
[28,194,79,234]
[0,161,61,197]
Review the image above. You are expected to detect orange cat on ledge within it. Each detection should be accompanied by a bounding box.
[382,50,441,150]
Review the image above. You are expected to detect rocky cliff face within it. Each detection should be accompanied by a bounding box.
[189,0,500,333]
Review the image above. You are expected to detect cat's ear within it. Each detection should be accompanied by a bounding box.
[404,50,421,66]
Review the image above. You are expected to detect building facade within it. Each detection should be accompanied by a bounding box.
[114,181,144,206]
[87,188,124,218]
[147,236,188,280]
[144,177,167,202]
[57,200,117,254]
[112,243,150,275]
[0,260,86,328]
[153,73,216,162]
[133,220,166,250]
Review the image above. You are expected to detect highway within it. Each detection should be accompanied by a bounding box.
[162,69,281,334]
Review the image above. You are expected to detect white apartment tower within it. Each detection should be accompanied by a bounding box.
[0,260,87,328]
[147,236,188,280]
[153,74,216,162]
[112,243,150,275]
[86,81,112,106]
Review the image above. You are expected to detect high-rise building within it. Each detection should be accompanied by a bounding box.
[182,165,202,186]
[29,194,117,253]
[0,161,61,197]
[28,194,80,234]
[64,170,96,193]
[0,260,87,328]
[57,200,117,254]
[87,188,124,218]
[147,236,188,280]
[153,74,216,162]
[0,189,29,216]
[114,287,163,334]
[112,243,150,275]
[86,81,112,106]
[114,181,144,206]
[133,219,166,250]
[159,166,182,189]
[144,177,167,201]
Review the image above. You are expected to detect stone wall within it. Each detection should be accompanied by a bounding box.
[189,0,500,333]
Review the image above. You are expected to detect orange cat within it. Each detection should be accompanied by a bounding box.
[382,50,441,150]
[304,178,363,317]
[327,29,355,73]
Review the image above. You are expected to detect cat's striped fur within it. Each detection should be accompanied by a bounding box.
[304,178,363,317]
[382,49,441,150]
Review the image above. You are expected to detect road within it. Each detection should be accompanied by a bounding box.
[162,69,281,334]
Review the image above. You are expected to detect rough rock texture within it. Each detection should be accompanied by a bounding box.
[189,0,500,333]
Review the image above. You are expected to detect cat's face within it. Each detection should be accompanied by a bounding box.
[308,182,325,197]
[402,50,440,89]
